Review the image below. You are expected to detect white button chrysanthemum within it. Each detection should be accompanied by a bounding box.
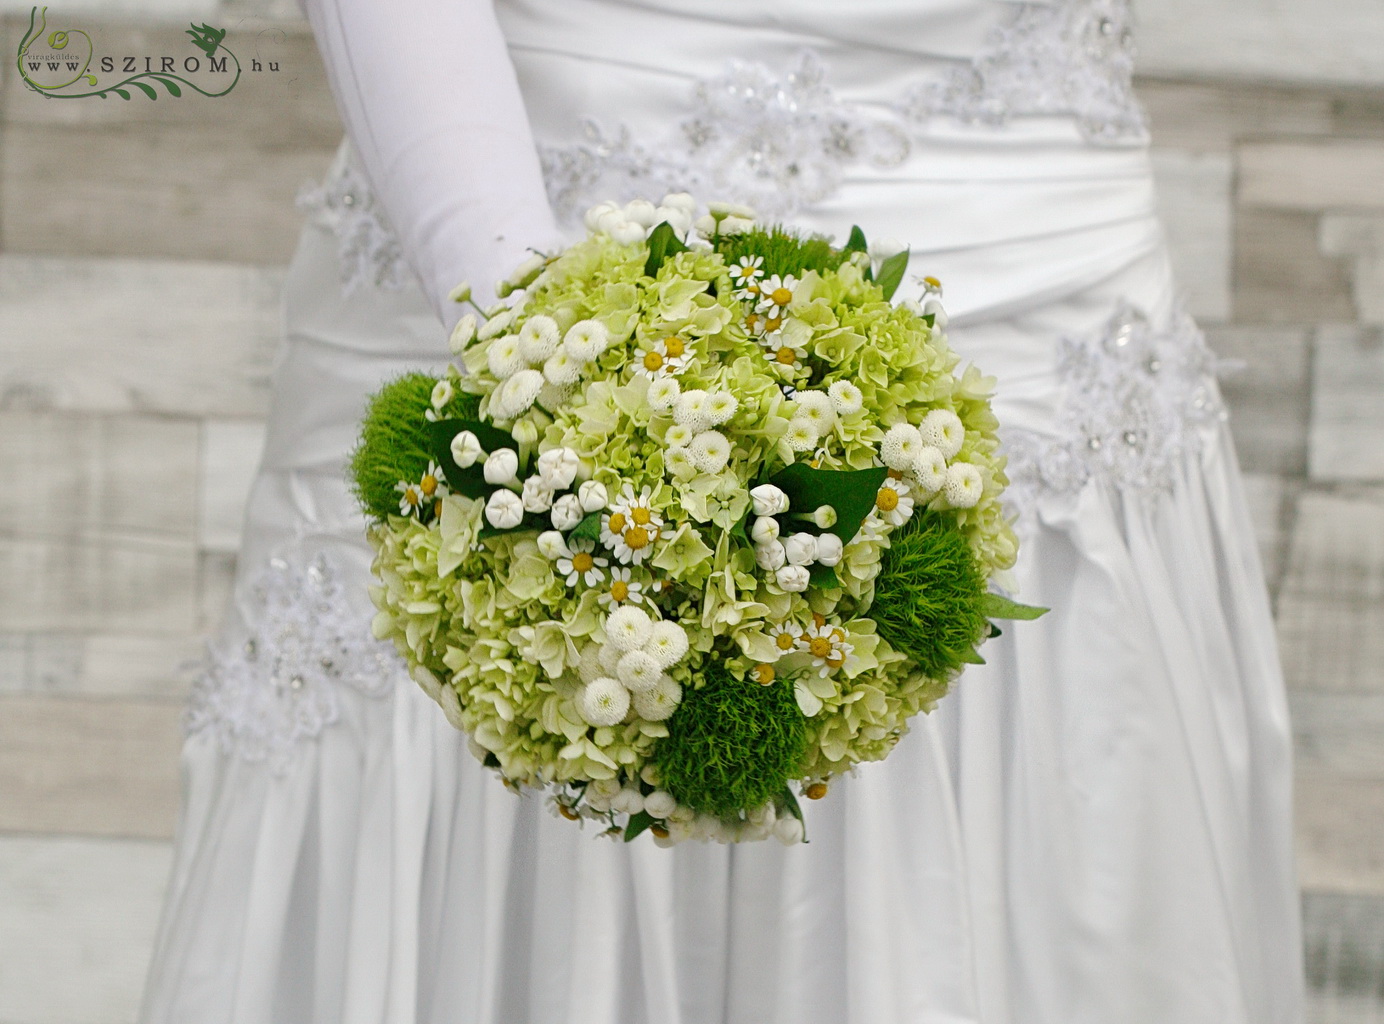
[704,390,739,425]
[784,532,819,566]
[536,447,580,490]
[518,315,560,363]
[784,418,818,452]
[537,382,575,412]
[492,369,543,420]
[605,605,653,652]
[881,423,924,470]
[542,348,582,386]
[485,489,524,529]
[755,539,788,571]
[576,642,605,684]
[664,423,695,449]
[645,620,690,668]
[550,493,584,531]
[750,484,790,517]
[775,564,811,592]
[688,430,731,474]
[816,533,844,567]
[665,447,696,479]
[449,430,484,468]
[912,445,948,493]
[563,319,610,363]
[521,476,555,514]
[920,408,965,458]
[793,391,836,434]
[482,448,519,485]
[578,480,609,513]
[616,650,663,692]
[611,787,646,815]
[598,638,625,674]
[430,379,454,411]
[579,676,630,727]
[647,376,681,412]
[750,516,780,545]
[827,380,863,415]
[643,790,678,819]
[673,389,711,432]
[632,675,682,722]
[487,336,525,380]
[477,308,515,341]
[448,313,477,355]
[873,478,915,526]
[943,462,983,508]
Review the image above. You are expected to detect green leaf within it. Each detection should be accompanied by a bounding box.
[980,593,1049,621]
[877,248,910,301]
[568,510,603,544]
[843,225,868,254]
[426,418,516,499]
[133,80,158,100]
[781,784,804,822]
[157,76,182,97]
[959,646,986,665]
[769,462,888,545]
[623,810,656,842]
[643,221,689,278]
[808,564,840,589]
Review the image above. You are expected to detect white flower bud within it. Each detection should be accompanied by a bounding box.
[775,565,811,592]
[750,516,780,545]
[868,237,905,263]
[449,430,483,468]
[784,533,819,566]
[610,221,647,246]
[505,253,546,292]
[708,200,756,220]
[521,477,554,513]
[755,540,787,571]
[750,484,790,517]
[693,213,718,237]
[660,192,696,214]
[483,448,519,485]
[510,418,539,447]
[447,281,472,304]
[477,308,514,341]
[537,531,569,561]
[718,215,753,236]
[923,297,948,330]
[550,493,584,531]
[584,201,620,232]
[773,815,805,845]
[448,313,477,355]
[643,790,678,819]
[577,480,608,513]
[811,505,838,529]
[815,533,844,567]
[579,677,630,727]
[536,447,580,490]
[485,489,524,529]
[622,198,659,228]
[611,787,646,814]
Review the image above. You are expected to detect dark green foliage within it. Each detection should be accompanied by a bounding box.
[870,511,991,681]
[653,660,808,819]
[714,225,849,280]
[644,221,690,277]
[769,462,888,543]
[350,373,478,521]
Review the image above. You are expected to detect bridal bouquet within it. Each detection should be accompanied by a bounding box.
[352,196,1039,845]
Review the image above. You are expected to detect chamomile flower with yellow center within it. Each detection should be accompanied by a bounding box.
[395,480,424,517]
[636,337,690,380]
[798,621,854,677]
[768,621,803,656]
[766,340,808,372]
[599,567,646,608]
[556,537,608,588]
[756,274,798,318]
[872,477,915,526]
[730,255,765,298]
[749,311,786,341]
[611,521,659,565]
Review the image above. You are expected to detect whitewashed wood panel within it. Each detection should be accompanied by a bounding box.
[1208,325,1311,476]
[0,254,281,417]
[1240,141,1384,212]
[1138,79,1334,153]
[1151,149,1233,322]
[1321,214,1384,326]
[0,696,182,839]
[1238,472,1287,586]
[1293,690,1384,778]
[1310,327,1384,482]
[0,835,171,1024]
[0,633,201,698]
[1233,209,1358,326]
[199,550,238,632]
[1297,774,1384,896]
[1281,490,1384,602]
[0,535,197,633]
[199,419,267,553]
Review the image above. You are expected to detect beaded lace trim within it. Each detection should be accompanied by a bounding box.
[296,161,408,296]
[185,554,404,770]
[1001,303,1227,522]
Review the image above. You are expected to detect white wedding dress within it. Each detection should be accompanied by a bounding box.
[140,1,1305,1022]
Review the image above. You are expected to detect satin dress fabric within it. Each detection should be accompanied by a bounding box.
[140,2,1305,1022]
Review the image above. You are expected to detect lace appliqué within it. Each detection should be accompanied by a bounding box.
[296,160,407,295]
[1002,303,1227,520]
[900,0,1145,143]
[185,554,404,771]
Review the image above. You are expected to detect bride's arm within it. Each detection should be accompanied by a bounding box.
[301,0,557,326]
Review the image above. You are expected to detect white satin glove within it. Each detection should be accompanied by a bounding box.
[301,0,558,327]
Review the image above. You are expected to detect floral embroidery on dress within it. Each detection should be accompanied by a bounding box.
[185,554,404,771]
[296,157,408,295]
[1001,303,1228,521]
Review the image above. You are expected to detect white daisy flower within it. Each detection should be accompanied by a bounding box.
[577,480,609,513]
[815,533,844,567]
[873,477,915,526]
[492,369,544,420]
[756,274,799,318]
[921,274,943,298]
[730,255,765,298]
[783,532,819,566]
[485,489,525,529]
[550,493,584,531]
[645,620,690,668]
[517,315,561,363]
[775,565,810,592]
[521,476,555,514]
[616,650,663,692]
[704,390,739,425]
[912,446,948,493]
[664,423,695,449]
[765,339,808,372]
[755,540,787,571]
[636,337,690,379]
[536,447,580,490]
[784,417,818,452]
[688,430,731,474]
[605,605,653,652]
[920,408,965,458]
[647,377,681,412]
[563,320,610,363]
[881,423,924,470]
[750,484,790,517]
[487,336,525,380]
[827,380,864,415]
[483,448,519,485]
[611,487,664,534]
[543,348,582,386]
[449,430,483,468]
[672,389,711,431]
[793,391,836,434]
[798,621,854,677]
[555,537,608,587]
[395,480,425,517]
[943,462,983,508]
[610,520,659,564]
[448,313,477,355]
[632,675,682,722]
[578,677,630,727]
[768,621,803,656]
[599,567,646,608]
